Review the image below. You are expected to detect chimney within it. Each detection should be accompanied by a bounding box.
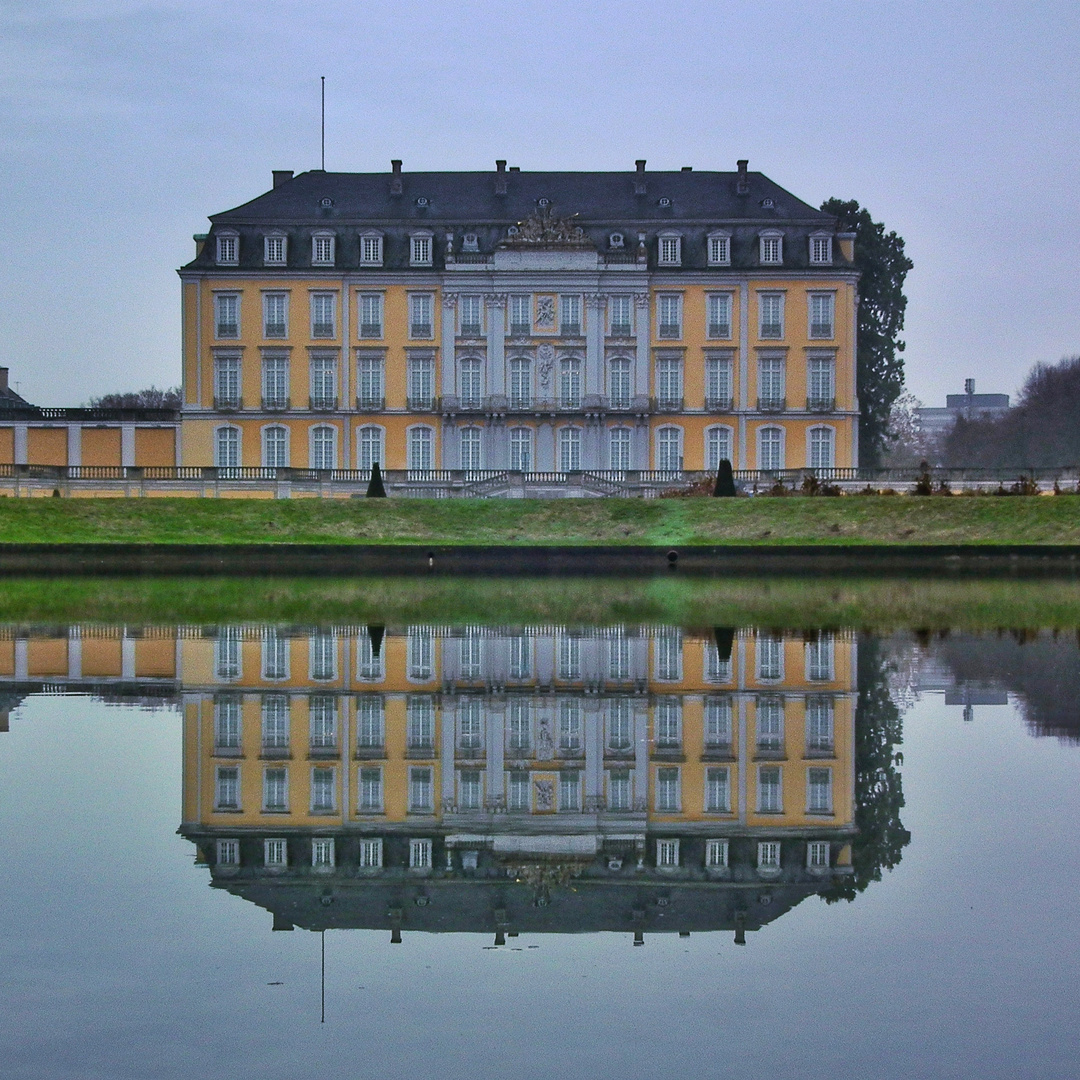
[272,170,294,189]
[965,378,975,396]
[508,165,520,172]
[681,166,692,172]
[495,159,508,195]
[634,159,647,195]
[736,160,749,195]
[390,159,403,196]
[0,367,8,393]
[193,233,208,258]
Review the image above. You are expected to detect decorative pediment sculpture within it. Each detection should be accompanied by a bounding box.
[501,207,593,248]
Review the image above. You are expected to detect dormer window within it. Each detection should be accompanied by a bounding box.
[759,232,783,265]
[609,232,625,249]
[264,234,287,266]
[462,233,479,252]
[658,234,682,267]
[216,232,238,265]
[359,233,383,266]
[707,231,731,266]
[810,234,833,264]
[411,233,433,267]
[312,233,335,266]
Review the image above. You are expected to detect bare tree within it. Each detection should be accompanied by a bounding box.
[86,386,181,410]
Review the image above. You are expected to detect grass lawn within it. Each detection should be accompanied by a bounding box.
[2,575,1080,629]
[0,495,1076,546]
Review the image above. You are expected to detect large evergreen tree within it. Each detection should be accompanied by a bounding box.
[821,199,913,467]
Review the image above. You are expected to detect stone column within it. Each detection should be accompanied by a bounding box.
[14,425,27,465]
[634,294,651,397]
[486,697,506,810]
[441,698,456,812]
[584,697,603,811]
[14,636,28,681]
[440,294,457,398]
[738,282,749,468]
[485,294,507,396]
[121,632,136,679]
[536,422,555,472]
[121,424,136,468]
[67,626,82,679]
[67,426,82,468]
[633,697,649,811]
[586,294,606,395]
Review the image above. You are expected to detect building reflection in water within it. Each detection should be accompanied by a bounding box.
[0,622,866,944]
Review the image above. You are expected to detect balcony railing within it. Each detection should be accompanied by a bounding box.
[509,395,532,411]
[357,395,385,412]
[758,396,786,412]
[216,323,239,339]
[806,396,835,412]
[359,323,383,338]
[213,395,242,411]
[312,323,335,338]
[459,323,482,337]
[705,396,734,413]
[408,395,434,412]
[708,323,731,338]
[509,322,531,337]
[657,324,681,339]
[309,396,338,411]
[609,322,632,337]
[560,323,581,337]
[262,396,289,411]
[810,323,834,339]
[410,323,433,339]
[654,396,684,413]
[264,323,287,338]
[760,324,783,339]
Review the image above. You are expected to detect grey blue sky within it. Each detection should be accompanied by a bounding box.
[1,0,1076,407]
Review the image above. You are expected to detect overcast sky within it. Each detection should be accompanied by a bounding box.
[1,0,1077,407]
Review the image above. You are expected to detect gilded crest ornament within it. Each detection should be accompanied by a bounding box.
[501,207,593,248]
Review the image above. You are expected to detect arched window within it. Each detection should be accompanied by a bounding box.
[459,357,482,408]
[215,426,240,469]
[310,425,337,470]
[656,426,682,471]
[262,426,288,468]
[609,357,632,409]
[706,426,733,472]
[510,357,531,409]
[510,428,533,472]
[609,427,632,471]
[559,427,581,472]
[758,426,784,471]
[408,426,434,471]
[357,426,384,470]
[460,427,483,471]
[809,426,834,471]
[559,357,582,409]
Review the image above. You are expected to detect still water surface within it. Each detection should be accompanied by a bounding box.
[0,617,1077,1079]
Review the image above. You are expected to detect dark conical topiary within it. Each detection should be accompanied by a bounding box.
[366,624,385,660]
[366,461,387,498]
[713,627,735,662]
[713,458,736,497]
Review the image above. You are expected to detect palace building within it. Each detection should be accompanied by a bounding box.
[179,160,859,489]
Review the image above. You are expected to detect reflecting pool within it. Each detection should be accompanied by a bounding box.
[1,608,1078,1079]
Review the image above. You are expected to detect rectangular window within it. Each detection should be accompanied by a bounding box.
[359,767,383,812]
[759,293,784,339]
[509,771,531,811]
[263,767,289,812]
[508,636,531,681]
[808,767,833,813]
[359,293,383,338]
[215,766,240,810]
[311,767,336,813]
[609,358,632,408]
[558,359,581,409]
[262,353,289,408]
[758,357,785,407]
[708,235,730,266]
[757,697,784,752]
[705,354,732,409]
[705,838,729,868]
[309,696,337,750]
[705,636,733,683]
[810,236,832,264]
[806,635,834,681]
[215,293,240,339]
[357,426,384,471]
[808,840,830,869]
[214,698,241,750]
[459,357,482,409]
[459,770,483,810]
[509,295,531,336]
[609,427,632,471]
[607,698,632,750]
[312,234,335,265]
[214,627,241,680]
[657,294,682,338]
[214,355,241,407]
[217,235,237,265]
[407,627,433,679]
[312,837,336,868]
[459,295,482,336]
[607,769,631,811]
[560,294,581,336]
[559,698,582,751]
[408,354,434,409]
[808,355,835,406]
[411,235,432,266]
[609,295,632,336]
[357,353,384,410]
[409,767,434,812]
[656,766,680,812]
[357,694,385,750]
[806,697,834,754]
[558,770,580,812]
[309,355,337,408]
[758,840,781,870]
[558,635,581,682]
[655,357,682,408]
[760,235,782,264]
[809,293,835,339]
[558,426,581,472]
[217,839,240,866]
[510,427,532,472]
[655,697,681,750]
[655,629,683,681]
[360,235,383,265]
[410,838,433,868]
[705,696,733,749]
[264,838,287,867]
[657,838,680,868]
[409,294,433,339]
[310,293,336,338]
[263,293,288,338]
[707,294,732,339]
[264,235,286,265]
[407,695,435,751]
[810,426,834,470]
[706,767,731,813]
[510,358,531,408]
[458,697,483,749]
[309,633,336,680]
[659,236,681,266]
[358,838,382,868]
[508,698,531,751]
[757,766,781,813]
[261,695,290,750]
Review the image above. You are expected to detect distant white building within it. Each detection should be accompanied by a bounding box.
[916,378,1010,439]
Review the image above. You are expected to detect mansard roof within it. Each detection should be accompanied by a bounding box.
[209,167,831,227]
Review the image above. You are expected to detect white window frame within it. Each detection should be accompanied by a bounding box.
[310,766,337,814]
[406,627,434,681]
[707,231,731,266]
[358,293,384,339]
[409,293,434,340]
[609,357,632,408]
[807,840,831,870]
[311,231,335,266]
[312,837,336,869]
[558,770,581,812]
[808,353,835,405]
[264,838,288,867]
[705,425,734,473]
[756,635,785,682]
[559,294,582,336]
[758,292,784,339]
[309,425,337,471]
[214,425,241,469]
[808,426,835,471]
[214,766,241,811]
[357,838,382,868]
[656,293,683,339]
[509,357,532,409]
[759,231,783,265]
[216,839,240,866]
[356,424,385,470]
[655,355,683,407]
[410,232,433,267]
[807,766,834,814]
[261,351,289,407]
[309,695,337,750]
[459,356,483,408]
[706,293,733,339]
[460,426,483,471]
[558,356,582,408]
[410,837,433,867]
[756,696,785,753]
[655,425,683,471]
[509,294,532,336]
[757,767,782,814]
[309,353,337,407]
[808,292,836,339]
[656,838,680,868]
[655,766,681,812]
[658,233,682,267]
[356,351,384,410]
[459,294,483,337]
[607,768,631,811]
[458,769,484,811]
[757,425,785,471]
[308,632,337,681]
[310,292,337,339]
[216,231,238,266]
[358,766,384,814]
[609,426,632,471]
[758,840,781,871]
[558,426,582,472]
[509,426,533,472]
[809,233,833,265]
[357,694,385,747]
[705,838,729,869]
[359,232,384,267]
[264,233,287,266]
[214,352,242,406]
[408,767,434,814]
[263,765,289,812]
[608,295,633,336]
[261,424,289,469]
[705,354,733,411]
[408,351,435,409]
[214,293,241,339]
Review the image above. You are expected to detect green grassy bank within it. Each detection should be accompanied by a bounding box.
[0,496,1077,546]
[3,575,1080,629]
